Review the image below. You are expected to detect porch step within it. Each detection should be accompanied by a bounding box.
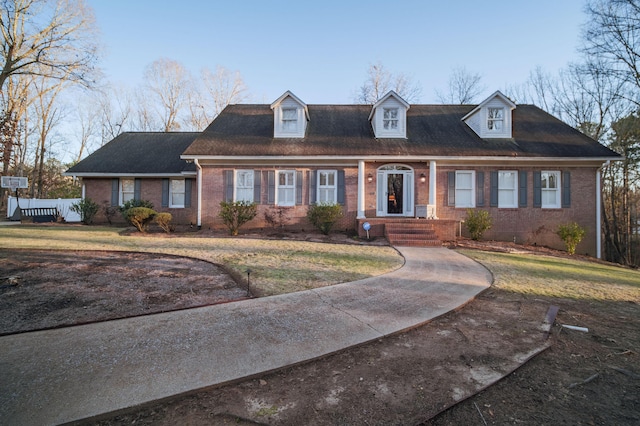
[384,221,443,247]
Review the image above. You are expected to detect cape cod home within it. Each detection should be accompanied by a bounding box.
[65,90,620,257]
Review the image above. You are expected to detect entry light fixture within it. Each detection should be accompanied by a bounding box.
[420,173,427,183]
[367,173,373,183]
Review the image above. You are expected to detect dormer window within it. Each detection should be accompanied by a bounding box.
[462,90,516,139]
[271,91,309,138]
[487,107,504,131]
[282,108,298,132]
[369,91,410,139]
[383,108,399,130]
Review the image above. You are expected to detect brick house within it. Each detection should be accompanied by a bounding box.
[66,90,620,257]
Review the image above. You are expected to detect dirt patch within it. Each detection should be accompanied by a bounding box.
[1,244,639,425]
[0,249,248,335]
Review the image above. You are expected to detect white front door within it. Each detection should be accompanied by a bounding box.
[376,166,414,216]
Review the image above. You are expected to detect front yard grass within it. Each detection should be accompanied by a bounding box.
[0,225,404,296]
[460,249,640,303]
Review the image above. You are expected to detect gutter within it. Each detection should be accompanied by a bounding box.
[195,159,202,228]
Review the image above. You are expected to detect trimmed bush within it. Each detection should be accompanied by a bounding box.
[465,209,492,241]
[70,198,100,225]
[119,198,154,215]
[557,222,586,255]
[154,212,174,233]
[219,201,258,236]
[124,207,156,232]
[307,203,344,235]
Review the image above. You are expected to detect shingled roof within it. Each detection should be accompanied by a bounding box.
[66,132,199,175]
[182,104,619,159]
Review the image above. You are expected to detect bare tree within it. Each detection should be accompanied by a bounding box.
[30,75,66,197]
[202,66,249,117]
[435,66,486,104]
[0,0,99,92]
[71,93,99,162]
[142,58,193,131]
[355,62,422,104]
[185,66,250,131]
[583,0,640,105]
[96,84,132,143]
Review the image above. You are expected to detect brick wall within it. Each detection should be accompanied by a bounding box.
[435,166,599,255]
[83,178,197,225]
[199,166,357,233]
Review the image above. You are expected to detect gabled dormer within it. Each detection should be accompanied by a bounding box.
[368,90,410,139]
[462,90,516,139]
[270,91,309,138]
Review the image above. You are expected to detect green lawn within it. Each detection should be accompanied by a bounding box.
[3,225,638,302]
[0,225,404,296]
[460,249,640,303]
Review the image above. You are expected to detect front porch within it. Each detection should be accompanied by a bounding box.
[355,218,460,247]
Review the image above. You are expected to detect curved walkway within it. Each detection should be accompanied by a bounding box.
[0,247,492,425]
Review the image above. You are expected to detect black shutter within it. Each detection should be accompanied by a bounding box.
[134,178,141,201]
[447,171,455,206]
[224,170,234,202]
[490,171,498,207]
[476,171,484,207]
[253,170,261,204]
[309,171,316,204]
[295,170,303,205]
[111,178,119,206]
[185,179,192,208]
[519,171,527,207]
[533,171,542,208]
[337,170,345,205]
[267,171,275,204]
[161,178,169,207]
[562,171,571,208]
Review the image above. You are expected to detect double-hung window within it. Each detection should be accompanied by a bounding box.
[383,108,399,130]
[282,108,298,132]
[235,170,254,202]
[317,170,337,203]
[498,171,518,208]
[455,171,475,208]
[277,170,295,206]
[120,178,134,205]
[170,179,185,208]
[488,107,504,131]
[541,171,561,208]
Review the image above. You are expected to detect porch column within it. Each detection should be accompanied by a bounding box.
[357,160,366,219]
[429,160,437,218]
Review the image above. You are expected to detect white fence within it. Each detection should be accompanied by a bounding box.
[7,196,82,222]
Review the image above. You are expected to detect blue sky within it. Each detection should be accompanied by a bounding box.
[88,0,587,104]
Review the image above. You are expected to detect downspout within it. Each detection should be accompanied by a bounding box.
[596,160,610,259]
[195,159,202,229]
[357,160,366,219]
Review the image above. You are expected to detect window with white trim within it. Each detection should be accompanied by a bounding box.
[170,179,185,208]
[541,171,561,208]
[235,170,254,202]
[383,108,399,130]
[120,178,134,205]
[282,108,298,132]
[455,170,475,208]
[488,107,504,131]
[498,171,518,208]
[277,170,295,206]
[317,170,337,203]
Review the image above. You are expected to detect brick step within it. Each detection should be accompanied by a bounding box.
[386,228,437,236]
[388,239,442,247]
[384,221,442,247]
[385,222,436,229]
